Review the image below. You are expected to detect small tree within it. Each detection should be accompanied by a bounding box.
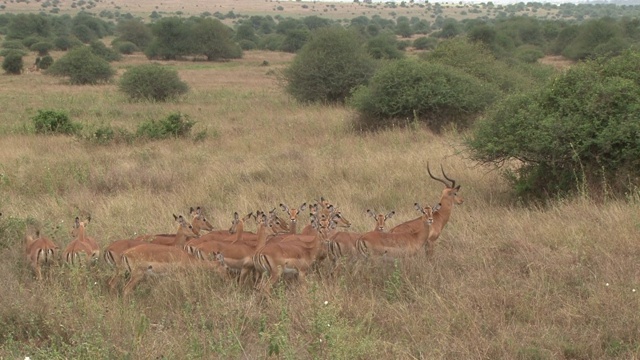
[46,46,115,85]
[30,41,53,56]
[283,26,376,103]
[32,109,81,135]
[119,64,189,102]
[89,41,122,62]
[2,53,23,74]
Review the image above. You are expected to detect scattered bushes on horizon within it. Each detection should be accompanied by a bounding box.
[466,50,640,199]
[119,64,189,102]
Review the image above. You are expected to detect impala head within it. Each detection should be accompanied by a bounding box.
[268,208,290,233]
[190,206,214,232]
[70,216,90,237]
[280,202,307,224]
[367,209,395,231]
[428,163,464,205]
[173,213,198,237]
[228,212,253,233]
[414,203,434,225]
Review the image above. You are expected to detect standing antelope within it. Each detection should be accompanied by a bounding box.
[135,207,213,246]
[390,163,463,256]
[280,202,307,234]
[63,217,99,265]
[356,204,434,259]
[25,230,58,280]
[326,209,395,273]
[114,215,225,296]
[253,213,335,292]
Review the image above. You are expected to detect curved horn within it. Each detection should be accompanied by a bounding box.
[440,164,455,188]
[427,162,449,187]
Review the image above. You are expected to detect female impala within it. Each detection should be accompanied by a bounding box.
[356,204,434,259]
[25,230,58,280]
[253,214,335,292]
[135,207,213,246]
[63,217,99,265]
[114,215,225,296]
[280,202,307,234]
[390,163,463,256]
[327,209,395,272]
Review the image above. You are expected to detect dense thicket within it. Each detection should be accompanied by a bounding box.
[466,50,640,199]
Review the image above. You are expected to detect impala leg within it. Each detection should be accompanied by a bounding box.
[123,269,145,297]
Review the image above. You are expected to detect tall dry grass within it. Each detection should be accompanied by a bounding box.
[0,50,639,359]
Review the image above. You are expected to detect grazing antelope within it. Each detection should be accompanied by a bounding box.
[25,230,58,280]
[63,217,99,265]
[326,209,395,273]
[114,215,225,296]
[253,213,335,292]
[390,164,463,256]
[356,204,434,259]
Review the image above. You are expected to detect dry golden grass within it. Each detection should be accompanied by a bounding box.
[0,50,639,359]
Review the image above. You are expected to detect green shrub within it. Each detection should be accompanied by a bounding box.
[2,53,23,75]
[54,36,82,51]
[31,110,82,135]
[46,46,115,85]
[238,39,257,50]
[424,37,546,93]
[283,26,376,103]
[349,58,500,129]
[119,64,189,102]
[2,40,25,50]
[514,44,545,63]
[89,40,122,62]
[115,41,139,54]
[30,41,53,56]
[260,34,285,51]
[38,55,54,70]
[413,36,437,50]
[366,33,405,59]
[0,49,28,58]
[466,50,640,199]
[136,113,195,139]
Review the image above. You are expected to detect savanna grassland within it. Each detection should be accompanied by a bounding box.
[1,48,640,360]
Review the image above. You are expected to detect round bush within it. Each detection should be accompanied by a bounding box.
[413,36,437,50]
[46,46,115,85]
[119,64,189,102]
[89,41,122,62]
[38,55,54,70]
[54,36,82,51]
[349,58,500,129]
[238,39,257,50]
[2,40,25,50]
[283,26,376,104]
[466,50,640,199]
[2,53,24,75]
[115,41,139,54]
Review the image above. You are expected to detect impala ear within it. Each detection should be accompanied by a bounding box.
[455,185,461,190]
[280,203,288,212]
[86,215,91,223]
[173,214,178,220]
[190,207,195,214]
[75,217,80,227]
[366,209,375,217]
[299,203,307,211]
[386,211,395,219]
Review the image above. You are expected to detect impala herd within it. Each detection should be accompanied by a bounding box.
[20,164,463,296]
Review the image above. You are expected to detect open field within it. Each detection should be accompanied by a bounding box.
[1,50,640,359]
